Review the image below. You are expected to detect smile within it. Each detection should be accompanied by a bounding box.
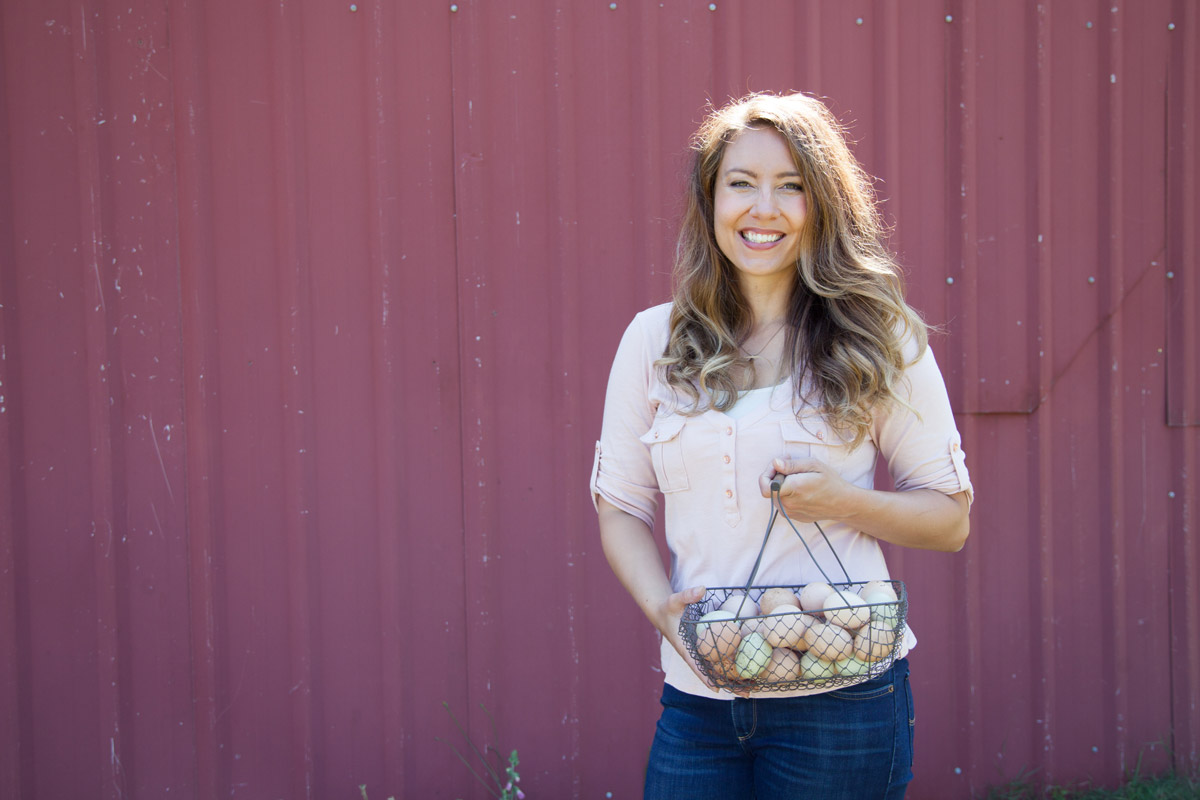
[741,230,784,244]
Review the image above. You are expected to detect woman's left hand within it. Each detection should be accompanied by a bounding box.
[758,457,858,524]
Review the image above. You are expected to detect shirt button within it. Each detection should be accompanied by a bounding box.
[815,430,824,440]
[653,431,660,439]
[725,489,733,498]
[726,427,733,436]
[723,454,731,464]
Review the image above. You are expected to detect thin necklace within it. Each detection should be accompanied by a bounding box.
[742,322,785,359]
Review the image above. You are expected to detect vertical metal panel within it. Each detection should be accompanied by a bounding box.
[1167,0,1200,773]
[0,7,24,798]
[1,1,1199,798]
[1167,0,1198,426]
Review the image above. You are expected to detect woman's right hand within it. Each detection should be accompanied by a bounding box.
[653,586,736,694]
[597,500,741,694]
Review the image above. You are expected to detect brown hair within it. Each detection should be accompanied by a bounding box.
[657,92,927,447]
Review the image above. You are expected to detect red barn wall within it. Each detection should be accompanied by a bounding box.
[0,1,1197,798]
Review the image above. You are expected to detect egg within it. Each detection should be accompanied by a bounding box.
[869,601,901,629]
[853,622,898,662]
[860,580,898,603]
[696,610,742,663]
[735,632,773,680]
[803,620,855,661]
[765,647,803,683]
[761,604,810,650]
[759,587,801,616]
[823,591,870,631]
[836,656,871,678]
[800,650,838,680]
[709,655,739,682]
[799,582,835,613]
[719,592,760,620]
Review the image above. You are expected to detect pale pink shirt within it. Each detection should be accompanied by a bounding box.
[590,303,974,699]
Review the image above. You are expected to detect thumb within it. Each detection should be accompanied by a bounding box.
[669,586,706,611]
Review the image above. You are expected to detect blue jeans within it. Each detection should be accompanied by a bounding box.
[644,658,914,800]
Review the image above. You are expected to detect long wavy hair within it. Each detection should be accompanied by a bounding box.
[658,92,927,448]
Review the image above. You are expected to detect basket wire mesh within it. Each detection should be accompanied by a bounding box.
[679,479,909,692]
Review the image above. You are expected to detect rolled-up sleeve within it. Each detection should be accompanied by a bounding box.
[873,343,974,506]
[590,311,661,528]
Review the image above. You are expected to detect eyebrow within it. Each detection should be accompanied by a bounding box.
[724,167,803,179]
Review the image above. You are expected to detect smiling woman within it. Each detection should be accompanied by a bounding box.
[590,92,973,800]
[713,127,808,292]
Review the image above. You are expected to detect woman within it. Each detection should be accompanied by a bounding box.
[590,92,973,799]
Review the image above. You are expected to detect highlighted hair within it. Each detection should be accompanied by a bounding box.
[658,92,927,447]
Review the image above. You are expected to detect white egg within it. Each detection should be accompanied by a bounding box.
[719,592,759,620]
[860,580,898,602]
[822,591,870,631]
[799,582,835,613]
[853,623,898,661]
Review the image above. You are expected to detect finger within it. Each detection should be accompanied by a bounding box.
[759,469,779,497]
[772,456,823,475]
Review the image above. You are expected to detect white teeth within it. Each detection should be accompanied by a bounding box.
[743,231,783,244]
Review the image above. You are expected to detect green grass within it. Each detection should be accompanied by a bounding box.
[979,770,1199,799]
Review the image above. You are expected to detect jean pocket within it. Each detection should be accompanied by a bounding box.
[827,670,895,701]
[904,672,915,767]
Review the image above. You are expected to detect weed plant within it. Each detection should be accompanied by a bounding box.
[979,770,1198,799]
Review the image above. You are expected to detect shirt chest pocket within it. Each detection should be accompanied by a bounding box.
[638,415,690,493]
[779,416,852,474]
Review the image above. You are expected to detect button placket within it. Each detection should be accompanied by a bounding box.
[722,421,739,525]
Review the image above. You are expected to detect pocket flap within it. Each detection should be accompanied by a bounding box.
[780,415,847,446]
[779,417,820,443]
[638,415,687,444]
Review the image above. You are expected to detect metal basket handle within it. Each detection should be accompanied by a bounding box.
[733,479,857,611]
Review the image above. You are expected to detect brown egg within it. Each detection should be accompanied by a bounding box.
[708,655,739,682]
[761,604,811,650]
[765,647,803,683]
[759,587,801,616]
[803,620,855,662]
[695,610,742,663]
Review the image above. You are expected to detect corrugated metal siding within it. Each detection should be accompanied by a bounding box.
[0,1,1197,798]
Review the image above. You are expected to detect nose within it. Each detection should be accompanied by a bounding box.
[750,187,779,218]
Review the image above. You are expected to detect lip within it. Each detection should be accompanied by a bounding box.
[739,229,786,249]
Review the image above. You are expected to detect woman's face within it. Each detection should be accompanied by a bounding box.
[713,126,807,291]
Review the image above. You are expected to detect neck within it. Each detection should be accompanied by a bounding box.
[738,274,794,329]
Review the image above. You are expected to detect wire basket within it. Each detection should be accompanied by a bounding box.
[679,479,909,692]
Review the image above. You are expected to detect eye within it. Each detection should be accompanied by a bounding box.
[781,182,804,193]
[729,179,752,188]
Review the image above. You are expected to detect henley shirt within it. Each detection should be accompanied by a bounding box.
[591,302,974,699]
